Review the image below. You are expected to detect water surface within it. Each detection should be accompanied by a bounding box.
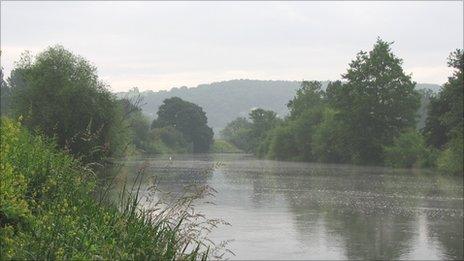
[107,154,463,260]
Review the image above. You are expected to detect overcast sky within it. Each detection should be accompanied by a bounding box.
[1,1,463,92]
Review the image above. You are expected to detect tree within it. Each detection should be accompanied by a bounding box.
[8,46,128,163]
[249,108,279,131]
[119,98,150,150]
[436,131,463,175]
[424,49,463,149]
[220,117,253,151]
[311,108,351,163]
[383,130,430,168]
[0,68,11,115]
[248,108,281,154]
[261,81,327,161]
[424,49,463,175]
[287,81,327,160]
[328,39,420,165]
[220,109,280,155]
[152,97,213,153]
[265,123,299,160]
[151,126,189,153]
[287,81,325,119]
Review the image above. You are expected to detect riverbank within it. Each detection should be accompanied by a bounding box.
[210,139,242,153]
[0,118,209,259]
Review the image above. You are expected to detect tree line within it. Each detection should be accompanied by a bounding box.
[0,47,217,259]
[221,39,463,174]
[1,46,214,166]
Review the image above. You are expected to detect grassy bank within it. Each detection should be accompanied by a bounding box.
[210,140,242,154]
[0,118,209,260]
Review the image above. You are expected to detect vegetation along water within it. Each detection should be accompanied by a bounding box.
[0,38,462,259]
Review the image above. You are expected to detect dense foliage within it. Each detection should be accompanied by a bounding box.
[383,130,432,168]
[221,108,281,155]
[221,40,462,174]
[0,118,208,259]
[2,46,213,160]
[0,46,223,259]
[423,49,463,175]
[267,81,327,161]
[210,139,242,153]
[0,38,461,261]
[152,97,214,153]
[6,46,129,163]
[219,117,253,152]
[327,39,420,164]
[118,98,175,155]
[117,80,439,134]
[1,69,11,115]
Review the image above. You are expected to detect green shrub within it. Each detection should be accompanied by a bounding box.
[0,118,31,230]
[437,131,463,175]
[8,46,130,164]
[153,97,213,153]
[265,124,299,160]
[151,126,191,153]
[0,118,209,259]
[220,117,253,151]
[311,108,351,163]
[383,130,430,168]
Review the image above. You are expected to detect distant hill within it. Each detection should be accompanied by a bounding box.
[415,83,442,93]
[116,79,441,134]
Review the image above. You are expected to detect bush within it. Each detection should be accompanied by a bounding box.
[220,117,253,152]
[0,118,210,259]
[265,124,299,160]
[437,131,463,175]
[383,130,430,168]
[154,97,213,153]
[263,107,324,161]
[152,126,191,153]
[0,118,31,229]
[8,46,129,163]
[311,108,351,163]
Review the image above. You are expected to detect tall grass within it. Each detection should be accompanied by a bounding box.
[0,117,225,260]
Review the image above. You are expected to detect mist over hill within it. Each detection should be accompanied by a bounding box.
[116,79,441,134]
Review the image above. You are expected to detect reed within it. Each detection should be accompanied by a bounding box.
[0,117,228,260]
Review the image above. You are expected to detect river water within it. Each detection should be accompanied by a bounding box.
[106,153,463,260]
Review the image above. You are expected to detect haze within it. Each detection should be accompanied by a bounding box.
[1,1,463,92]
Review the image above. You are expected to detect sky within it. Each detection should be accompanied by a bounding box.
[1,1,463,92]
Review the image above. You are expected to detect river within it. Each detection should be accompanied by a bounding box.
[105,153,463,260]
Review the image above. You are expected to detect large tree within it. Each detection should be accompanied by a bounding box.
[287,81,325,119]
[424,49,463,175]
[152,97,213,153]
[8,46,127,163]
[0,68,11,115]
[423,49,463,149]
[220,117,253,151]
[327,39,420,164]
[248,108,281,153]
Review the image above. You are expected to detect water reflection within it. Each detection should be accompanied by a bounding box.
[107,154,463,260]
